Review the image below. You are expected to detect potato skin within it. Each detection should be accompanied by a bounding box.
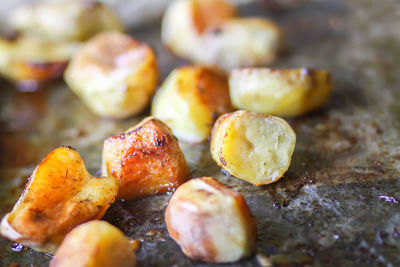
[103,117,190,199]
[50,220,136,267]
[0,147,118,253]
[9,1,123,42]
[65,32,159,119]
[229,68,332,117]
[165,177,257,263]
[210,110,296,186]
[151,66,232,143]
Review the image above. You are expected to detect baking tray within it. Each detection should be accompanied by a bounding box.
[1,0,400,266]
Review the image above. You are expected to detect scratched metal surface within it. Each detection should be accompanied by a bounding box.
[1,0,400,266]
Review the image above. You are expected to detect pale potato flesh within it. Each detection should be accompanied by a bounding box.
[9,1,123,42]
[0,147,118,253]
[0,36,79,82]
[210,110,296,185]
[229,68,332,117]
[50,221,136,267]
[102,117,190,199]
[65,32,159,119]
[151,66,232,143]
[165,177,257,263]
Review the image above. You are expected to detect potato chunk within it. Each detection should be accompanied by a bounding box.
[193,18,282,71]
[50,221,136,267]
[165,177,257,263]
[9,1,123,42]
[151,66,232,143]
[102,117,190,199]
[162,0,282,70]
[229,68,332,117]
[210,110,296,185]
[0,36,79,86]
[161,0,236,60]
[64,32,159,118]
[0,147,118,253]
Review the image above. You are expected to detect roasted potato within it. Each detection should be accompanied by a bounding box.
[161,0,236,59]
[229,68,332,117]
[151,66,232,143]
[210,110,296,185]
[0,147,118,253]
[50,220,136,267]
[162,0,282,70]
[165,177,257,263]
[64,32,159,119]
[9,0,123,42]
[194,18,283,70]
[102,117,190,199]
[0,36,79,86]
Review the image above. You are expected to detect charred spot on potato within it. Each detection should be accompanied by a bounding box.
[220,157,227,166]
[154,136,167,146]
[30,208,45,222]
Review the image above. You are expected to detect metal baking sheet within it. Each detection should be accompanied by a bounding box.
[1,0,400,266]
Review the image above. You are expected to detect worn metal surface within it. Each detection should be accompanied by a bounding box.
[1,0,400,266]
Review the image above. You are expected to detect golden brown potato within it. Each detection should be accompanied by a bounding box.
[64,32,159,118]
[151,66,232,143]
[161,0,282,70]
[0,147,118,253]
[102,116,190,199]
[229,68,332,117]
[210,110,296,186]
[50,220,136,267]
[9,1,123,42]
[165,177,257,263]
[161,0,236,60]
[0,36,79,86]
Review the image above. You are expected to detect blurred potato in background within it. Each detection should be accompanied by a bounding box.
[8,1,123,42]
[0,0,311,33]
[0,36,79,88]
[64,32,159,119]
[162,0,283,70]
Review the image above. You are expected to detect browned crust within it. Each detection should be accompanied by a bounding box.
[191,0,236,34]
[194,67,233,114]
[6,147,117,246]
[175,66,233,125]
[103,117,190,199]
